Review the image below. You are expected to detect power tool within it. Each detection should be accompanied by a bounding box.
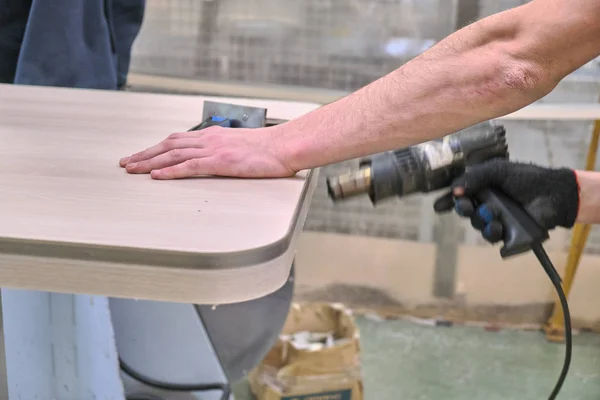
[327,122,507,202]
[326,121,571,400]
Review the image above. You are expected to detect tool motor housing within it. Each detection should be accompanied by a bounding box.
[327,122,508,205]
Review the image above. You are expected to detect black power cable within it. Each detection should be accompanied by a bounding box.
[532,243,572,400]
[119,357,231,400]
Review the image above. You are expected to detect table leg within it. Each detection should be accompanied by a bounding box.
[1,289,125,399]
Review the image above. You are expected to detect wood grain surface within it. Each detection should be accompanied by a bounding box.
[0,83,319,304]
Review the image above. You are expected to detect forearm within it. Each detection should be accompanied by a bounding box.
[279,10,549,170]
[277,0,600,171]
[575,170,600,225]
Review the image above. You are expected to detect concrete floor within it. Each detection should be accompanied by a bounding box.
[233,316,600,400]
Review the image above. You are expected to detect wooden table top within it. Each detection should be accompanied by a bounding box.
[0,83,320,304]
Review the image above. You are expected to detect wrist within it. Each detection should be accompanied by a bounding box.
[269,118,315,172]
[271,99,359,171]
[552,168,580,228]
[271,83,415,172]
[573,170,600,225]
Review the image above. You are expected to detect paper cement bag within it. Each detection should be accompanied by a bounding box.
[249,302,363,400]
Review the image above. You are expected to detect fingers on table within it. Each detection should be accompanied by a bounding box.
[150,158,217,179]
[119,136,204,167]
[125,148,210,173]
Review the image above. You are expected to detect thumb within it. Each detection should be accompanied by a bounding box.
[451,162,504,196]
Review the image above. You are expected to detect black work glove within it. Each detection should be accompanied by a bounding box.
[433,159,580,244]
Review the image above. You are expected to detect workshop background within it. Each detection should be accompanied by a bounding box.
[125,1,600,398]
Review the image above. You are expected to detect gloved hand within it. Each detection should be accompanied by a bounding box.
[433,159,580,243]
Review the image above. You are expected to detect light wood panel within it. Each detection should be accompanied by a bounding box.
[0,83,320,304]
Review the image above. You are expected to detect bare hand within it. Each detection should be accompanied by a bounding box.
[119,126,296,179]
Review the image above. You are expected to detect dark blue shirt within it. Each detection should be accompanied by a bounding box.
[0,0,145,89]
